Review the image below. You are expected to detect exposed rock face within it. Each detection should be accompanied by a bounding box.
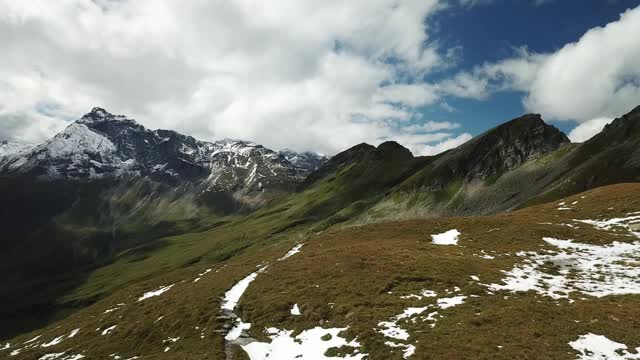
[279,149,329,176]
[400,113,570,192]
[0,108,325,194]
[445,114,570,180]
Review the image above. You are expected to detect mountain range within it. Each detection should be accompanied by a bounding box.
[1,105,640,359]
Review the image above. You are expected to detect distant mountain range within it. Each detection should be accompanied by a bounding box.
[0,107,328,193]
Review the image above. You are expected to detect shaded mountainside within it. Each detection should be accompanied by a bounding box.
[0,108,327,340]
[0,107,329,270]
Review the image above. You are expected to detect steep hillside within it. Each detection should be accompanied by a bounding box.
[357,107,640,223]
[524,105,640,205]
[4,183,640,359]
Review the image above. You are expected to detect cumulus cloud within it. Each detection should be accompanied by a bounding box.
[413,133,473,155]
[567,117,613,142]
[0,0,473,156]
[445,5,640,126]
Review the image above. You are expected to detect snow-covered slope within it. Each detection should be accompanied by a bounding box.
[279,149,329,176]
[0,108,325,193]
[0,141,35,158]
[0,141,36,169]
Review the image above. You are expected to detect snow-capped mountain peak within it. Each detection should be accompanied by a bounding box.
[0,141,35,158]
[77,107,133,124]
[0,108,326,194]
[279,149,329,173]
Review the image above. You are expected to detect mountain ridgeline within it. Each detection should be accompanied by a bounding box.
[1,105,640,341]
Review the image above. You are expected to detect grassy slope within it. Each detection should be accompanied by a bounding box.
[4,183,640,359]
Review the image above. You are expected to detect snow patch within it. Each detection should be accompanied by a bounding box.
[489,237,640,299]
[194,268,212,283]
[575,214,640,238]
[400,289,437,300]
[569,333,640,359]
[437,296,467,309]
[431,229,461,245]
[291,304,301,316]
[385,342,416,359]
[241,327,366,360]
[24,335,42,344]
[101,325,117,336]
[226,319,251,341]
[39,353,85,360]
[221,267,267,311]
[278,243,304,261]
[137,284,175,301]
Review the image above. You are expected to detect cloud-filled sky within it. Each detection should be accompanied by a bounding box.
[1,0,639,155]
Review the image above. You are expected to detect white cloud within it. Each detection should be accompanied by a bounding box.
[0,0,474,156]
[413,133,473,155]
[567,117,613,143]
[445,5,640,126]
[459,0,554,8]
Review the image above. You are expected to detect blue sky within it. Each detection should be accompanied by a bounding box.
[423,0,639,137]
[1,1,639,154]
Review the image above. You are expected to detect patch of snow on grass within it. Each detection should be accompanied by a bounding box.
[101,325,117,336]
[569,333,640,359]
[39,353,85,360]
[41,336,65,348]
[378,320,410,341]
[385,342,416,359]
[291,304,301,316]
[278,243,304,261]
[226,319,251,341]
[489,237,640,299]
[241,327,366,360]
[10,348,22,356]
[378,306,430,341]
[221,266,268,311]
[431,229,461,245]
[194,268,212,282]
[575,214,640,238]
[137,284,175,301]
[437,296,467,309]
[24,335,42,344]
[400,289,437,300]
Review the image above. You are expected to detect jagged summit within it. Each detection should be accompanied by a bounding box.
[0,108,325,193]
[456,113,570,174]
[77,107,133,124]
[279,149,329,175]
[377,141,413,160]
[398,113,571,195]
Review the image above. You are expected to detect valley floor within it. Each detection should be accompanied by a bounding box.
[3,183,640,359]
